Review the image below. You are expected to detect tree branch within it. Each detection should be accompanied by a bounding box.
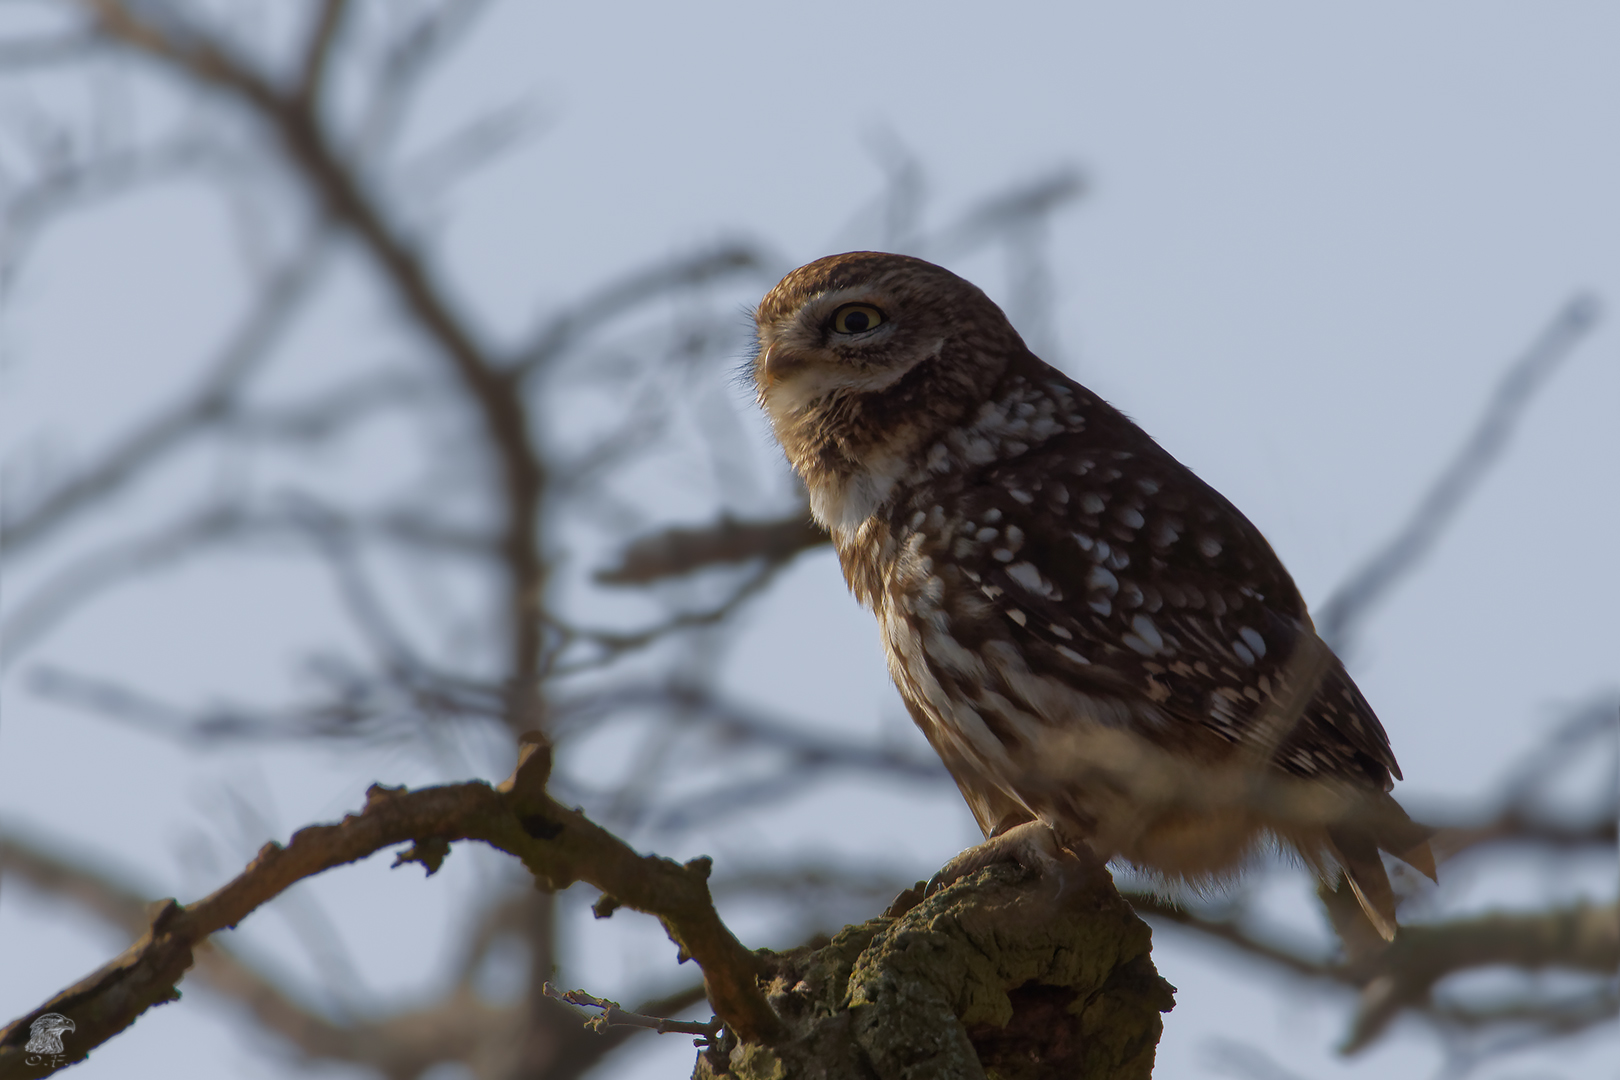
[0,740,783,1076]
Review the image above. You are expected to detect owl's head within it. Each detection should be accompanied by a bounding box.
[752,252,1024,472]
[751,251,1030,535]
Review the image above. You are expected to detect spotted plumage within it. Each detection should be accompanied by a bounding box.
[753,251,1434,939]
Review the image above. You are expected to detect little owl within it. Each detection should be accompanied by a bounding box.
[752,251,1434,940]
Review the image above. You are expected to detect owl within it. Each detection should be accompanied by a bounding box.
[752,251,1435,940]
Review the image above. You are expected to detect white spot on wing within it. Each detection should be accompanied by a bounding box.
[1199,535,1222,558]
[1129,614,1164,653]
[1006,561,1054,597]
[1238,627,1266,658]
[1007,609,1027,627]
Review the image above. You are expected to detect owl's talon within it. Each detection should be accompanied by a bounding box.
[927,820,1074,895]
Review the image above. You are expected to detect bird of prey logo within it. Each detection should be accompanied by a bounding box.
[25,1012,75,1057]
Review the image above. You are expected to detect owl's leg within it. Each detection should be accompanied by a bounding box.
[926,820,1101,895]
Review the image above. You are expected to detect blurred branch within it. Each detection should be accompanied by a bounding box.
[229,369,433,443]
[1318,295,1603,652]
[82,0,549,684]
[0,830,152,937]
[926,166,1086,257]
[0,135,227,299]
[0,242,325,556]
[551,562,788,675]
[0,745,785,1076]
[1342,900,1618,1053]
[397,97,540,199]
[294,0,348,109]
[0,34,100,71]
[553,682,943,781]
[1132,891,1618,1055]
[356,0,491,155]
[512,242,769,376]
[26,652,509,744]
[597,509,824,585]
[1,505,248,667]
[2,494,495,669]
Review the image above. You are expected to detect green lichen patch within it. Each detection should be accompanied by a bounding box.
[695,863,1174,1080]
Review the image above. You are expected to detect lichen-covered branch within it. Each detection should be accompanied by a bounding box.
[697,862,1174,1080]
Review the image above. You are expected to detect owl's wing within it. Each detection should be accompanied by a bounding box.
[941,386,1401,795]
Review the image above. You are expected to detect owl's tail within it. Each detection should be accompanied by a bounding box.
[1325,793,1437,942]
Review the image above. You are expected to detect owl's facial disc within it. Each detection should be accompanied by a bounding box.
[755,286,937,423]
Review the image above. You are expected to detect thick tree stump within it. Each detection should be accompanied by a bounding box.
[695,863,1175,1079]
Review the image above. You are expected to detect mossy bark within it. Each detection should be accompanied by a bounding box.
[694,864,1175,1080]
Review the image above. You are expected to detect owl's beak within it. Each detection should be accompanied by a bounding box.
[758,343,806,388]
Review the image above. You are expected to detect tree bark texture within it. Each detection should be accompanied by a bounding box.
[695,863,1175,1080]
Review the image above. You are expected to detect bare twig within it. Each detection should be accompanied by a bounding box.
[543,983,721,1042]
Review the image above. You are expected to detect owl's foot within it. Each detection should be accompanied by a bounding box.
[926,820,1097,896]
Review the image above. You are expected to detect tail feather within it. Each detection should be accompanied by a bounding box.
[1326,793,1439,942]
[1326,824,1398,941]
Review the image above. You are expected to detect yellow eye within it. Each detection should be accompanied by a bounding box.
[831,303,885,335]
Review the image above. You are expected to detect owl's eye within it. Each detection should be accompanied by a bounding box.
[831,303,885,335]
